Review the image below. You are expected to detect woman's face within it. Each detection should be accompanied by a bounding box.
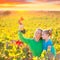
[34,30,42,41]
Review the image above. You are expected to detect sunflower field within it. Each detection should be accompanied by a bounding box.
[0,11,60,60]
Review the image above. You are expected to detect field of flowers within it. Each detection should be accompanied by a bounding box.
[0,11,60,60]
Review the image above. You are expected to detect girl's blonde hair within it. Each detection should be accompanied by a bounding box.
[43,29,52,36]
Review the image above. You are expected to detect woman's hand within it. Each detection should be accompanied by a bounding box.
[19,24,24,31]
[18,18,25,34]
[40,50,46,58]
[19,24,26,34]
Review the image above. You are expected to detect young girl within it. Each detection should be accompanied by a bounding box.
[18,24,43,57]
[42,29,56,57]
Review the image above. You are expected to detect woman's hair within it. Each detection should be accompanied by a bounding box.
[36,28,42,32]
[43,29,52,36]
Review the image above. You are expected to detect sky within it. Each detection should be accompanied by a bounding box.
[0,0,60,11]
[0,0,60,4]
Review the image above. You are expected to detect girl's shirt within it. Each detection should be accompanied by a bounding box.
[43,39,56,57]
[18,31,43,57]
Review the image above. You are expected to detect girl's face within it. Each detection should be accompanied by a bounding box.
[34,30,42,41]
[42,32,49,40]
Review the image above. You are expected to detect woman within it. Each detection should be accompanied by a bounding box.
[18,24,43,57]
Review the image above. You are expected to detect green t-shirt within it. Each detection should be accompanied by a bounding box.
[18,31,43,57]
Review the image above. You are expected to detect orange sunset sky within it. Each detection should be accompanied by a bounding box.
[0,0,60,4]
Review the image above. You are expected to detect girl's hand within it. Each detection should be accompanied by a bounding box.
[47,46,51,52]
